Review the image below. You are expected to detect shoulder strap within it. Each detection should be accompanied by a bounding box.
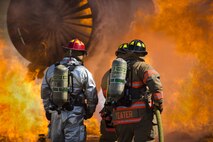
[105,69,111,100]
[54,62,60,66]
[126,62,133,102]
[66,63,81,94]
[68,67,75,94]
[126,62,133,87]
[108,69,112,86]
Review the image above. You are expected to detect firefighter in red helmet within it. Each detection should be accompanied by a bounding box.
[64,39,87,53]
[41,39,98,142]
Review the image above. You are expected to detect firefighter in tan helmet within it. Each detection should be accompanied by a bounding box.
[99,43,129,142]
[41,39,98,142]
[107,39,163,142]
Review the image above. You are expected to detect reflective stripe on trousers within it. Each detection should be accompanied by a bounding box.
[106,127,116,132]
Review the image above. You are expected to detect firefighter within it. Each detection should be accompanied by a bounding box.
[99,43,129,142]
[41,39,98,142]
[111,39,163,142]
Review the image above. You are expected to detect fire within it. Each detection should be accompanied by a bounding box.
[0,39,48,141]
[124,0,213,139]
[85,118,100,136]
[1,0,212,141]
[0,39,100,141]
[152,0,213,132]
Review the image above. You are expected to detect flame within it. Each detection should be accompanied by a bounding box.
[85,118,100,136]
[0,38,100,141]
[0,40,48,141]
[0,0,212,141]
[124,0,213,139]
[152,0,213,132]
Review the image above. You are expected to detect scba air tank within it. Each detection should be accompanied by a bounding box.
[108,58,127,102]
[50,64,69,107]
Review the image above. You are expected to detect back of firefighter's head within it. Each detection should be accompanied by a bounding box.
[64,39,87,60]
[115,43,128,58]
[128,39,148,57]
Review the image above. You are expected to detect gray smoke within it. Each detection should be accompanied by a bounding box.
[86,0,155,88]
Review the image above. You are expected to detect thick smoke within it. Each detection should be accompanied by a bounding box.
[88,0,213,141]
[86,0,155,89]
[85,0,155,119]
[0,0,212,141]
[152,0,213,141]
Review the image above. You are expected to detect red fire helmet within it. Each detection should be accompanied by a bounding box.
[64,39,86,52]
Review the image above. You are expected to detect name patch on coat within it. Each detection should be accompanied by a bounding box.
[115,111,133,119]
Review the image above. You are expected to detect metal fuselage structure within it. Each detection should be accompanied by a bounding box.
[7,0,93,67]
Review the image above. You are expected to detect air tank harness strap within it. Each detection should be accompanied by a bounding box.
[57,91,85,113]
[70,93,85,106]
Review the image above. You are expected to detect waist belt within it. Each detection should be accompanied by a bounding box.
[105,127,116,132]
[70,95,85,106]
[73,102,85,106]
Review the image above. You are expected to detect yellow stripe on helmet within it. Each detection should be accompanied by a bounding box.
[137,42,142,47]
[142,43,145,48]
[123,44,128,48]
[130,41,135,45]
[71,39,75,42]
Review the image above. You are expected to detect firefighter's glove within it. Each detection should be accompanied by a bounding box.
[101,111,112,120]
[104,114,114,128]
[49,104,57,111]
[45,111,51,121]
[62,102,73,111]
[106,121,114,128]
[84,105,96,119]
[154,101,163,113]
[100,111,105,119]
[100,110,114,128]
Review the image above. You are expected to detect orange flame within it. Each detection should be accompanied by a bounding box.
[124,0,213,138]
[0,39,100,141]
[85,118,100,136]
[0,40,48,141]
[152,0,213,132]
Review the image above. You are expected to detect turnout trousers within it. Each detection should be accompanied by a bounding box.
[99,119,117,142]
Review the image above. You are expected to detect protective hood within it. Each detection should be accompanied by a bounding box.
[61,57,83,66]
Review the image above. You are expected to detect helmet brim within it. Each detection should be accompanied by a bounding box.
[133,51,148,56]
[115,50,127,56]
[63,46,87,55]
[63,46,86,51]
